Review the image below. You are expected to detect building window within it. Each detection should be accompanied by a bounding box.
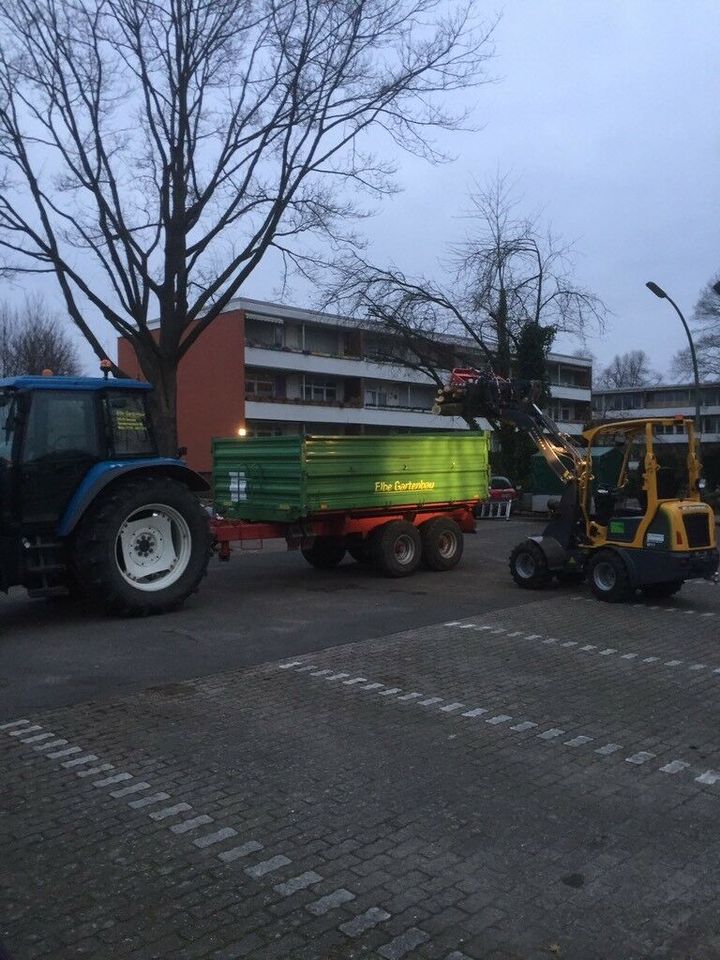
[365,389,388,407]
[245,370,276,398]
[303,377,337,402]
[303,325,339,355]
[246,318,283,348]
[655,390,688,405]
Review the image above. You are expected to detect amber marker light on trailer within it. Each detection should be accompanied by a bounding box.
[237,426,248,437]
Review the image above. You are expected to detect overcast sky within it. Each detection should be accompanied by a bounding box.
[360,0,719,375]
[23,0,720,380]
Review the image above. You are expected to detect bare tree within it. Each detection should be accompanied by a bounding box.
[0,296,82,376]
[595,350,661,389]
[325,178,606,478]
[0,0,495,453]
[672,275,720,382]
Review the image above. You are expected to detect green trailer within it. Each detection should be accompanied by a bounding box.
[212,432,490,577]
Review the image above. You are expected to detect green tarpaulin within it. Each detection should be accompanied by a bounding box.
[528,446,625,496]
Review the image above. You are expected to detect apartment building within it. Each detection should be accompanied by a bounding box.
[118,297,593,472]
[592,382,720,443]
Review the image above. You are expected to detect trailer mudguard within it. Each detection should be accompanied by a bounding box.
[57,459,209,537]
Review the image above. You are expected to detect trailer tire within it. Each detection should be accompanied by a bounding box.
[346,536,372,565]
[509,540,551,589]
[641,579,683,599]
[372,521,422,578]
[587,550,633,603]
[73,476,211,616]
[420,517,464,571]
[301,536,346,569]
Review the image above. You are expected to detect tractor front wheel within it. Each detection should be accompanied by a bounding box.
[73,476,211,616]
[509,540,551,589]
[587,550,633,603]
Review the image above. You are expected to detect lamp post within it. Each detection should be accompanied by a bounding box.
[645,281,701,428]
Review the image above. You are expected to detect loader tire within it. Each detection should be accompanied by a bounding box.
[641,579,683,599]
[73,476,211,617]
[587,550,633,603]
[509,540,551,589]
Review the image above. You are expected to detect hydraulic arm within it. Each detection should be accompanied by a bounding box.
[434,369,588,487]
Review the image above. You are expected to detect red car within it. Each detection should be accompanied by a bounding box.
[489,475,521,501]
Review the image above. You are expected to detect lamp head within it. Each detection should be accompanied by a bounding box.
[646,281,667,299]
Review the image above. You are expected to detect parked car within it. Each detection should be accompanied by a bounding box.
[489,476,521,501]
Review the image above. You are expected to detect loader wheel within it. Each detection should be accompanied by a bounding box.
[301,536,346,569]
[509,540,551,589]
[73,477,211,616]
[641,579,683,599]
[420,517,464,571]
[372,520,422,578]
[587,550,633,603]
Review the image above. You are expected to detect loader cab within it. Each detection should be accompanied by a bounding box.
[582,417,705,550]
[0,377,157,535]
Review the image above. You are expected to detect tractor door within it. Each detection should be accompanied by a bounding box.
[0,390,21,587]
[19,390,102,528]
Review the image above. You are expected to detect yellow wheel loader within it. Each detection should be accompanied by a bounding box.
[435,370,719,602]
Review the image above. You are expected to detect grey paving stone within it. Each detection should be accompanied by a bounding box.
[306,888,355,916]
[378,926,430,959]
[245,855,291,878]
[339,906,391,936]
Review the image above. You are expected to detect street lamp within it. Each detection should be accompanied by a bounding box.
[645,281,701,427]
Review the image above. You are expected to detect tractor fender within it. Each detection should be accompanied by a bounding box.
[57,459,209,538]
[528,535,567,572]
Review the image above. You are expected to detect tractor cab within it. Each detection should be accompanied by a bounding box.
[0,377,157,534]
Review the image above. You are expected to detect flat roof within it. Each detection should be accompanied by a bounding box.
[0,376,151,391]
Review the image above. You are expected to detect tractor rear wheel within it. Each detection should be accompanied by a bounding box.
[301,536,346,569]
[420,517,464,571]
[73,476,211,616]
[372,520,422,578]
[509,540,551,589]
[587,550,633,603]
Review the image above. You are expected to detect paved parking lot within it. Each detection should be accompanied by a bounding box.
[2,520,720,959]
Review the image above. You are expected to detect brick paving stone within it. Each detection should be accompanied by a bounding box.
[5,558,720,960]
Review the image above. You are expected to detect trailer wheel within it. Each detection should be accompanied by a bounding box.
[73,476,211,616]
[587,550,633,603]
[641,579,683,599]
[372,521,422,578]
[301,536,346,569]
[346,536,372,565]
[420,517,464,571]
[509,540,552,589]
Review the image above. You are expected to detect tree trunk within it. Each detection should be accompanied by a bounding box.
[142,355,179,458]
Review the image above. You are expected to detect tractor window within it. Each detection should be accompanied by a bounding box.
[105,393,156,457]
[0,391,17,462]
[22,391,101,463]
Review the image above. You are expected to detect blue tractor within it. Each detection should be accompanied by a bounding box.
[0,376,211,615]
